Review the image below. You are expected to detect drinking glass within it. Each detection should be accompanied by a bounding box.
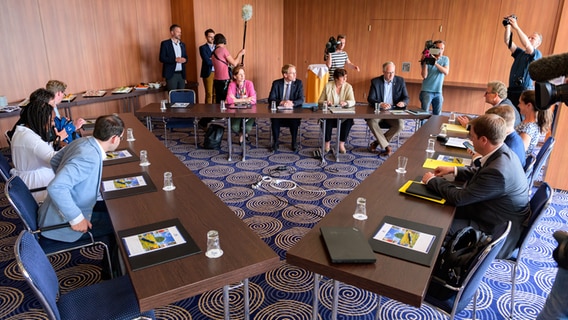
[160,99,167,111]
[426,138,436,153]
[221,100,226,111]
[448,112,456,124]
[270,100,276,112]
[126,128,135,141]
[352,197,367,220]
[139,150,150,166]
[163,171,175,191]
[396,156,408,174]
[206,230,223,258]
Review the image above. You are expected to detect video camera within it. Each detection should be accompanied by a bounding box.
[535,82,568,111]
[420,40,441,66]
[324,36,341,61]
[502,14,517,27]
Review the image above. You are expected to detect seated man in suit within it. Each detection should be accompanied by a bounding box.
[268,64,305,152]
[38,115,125,243]
[366,61,409,156]
[422,114,530,259]
[457,80,522,128]
[485,105,526,167]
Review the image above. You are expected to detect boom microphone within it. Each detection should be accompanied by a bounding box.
[528,52,568,82]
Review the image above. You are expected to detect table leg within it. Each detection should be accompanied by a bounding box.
[332,279,339,320]
[227,118,233,161]
[244,278,250,320]
[320,120,327,166]
[335,119,342,162]
[242,118,247,161]
[145,116,151,131]
[312,273,320,320]
[375,294,382,320]
[223,284,230,320]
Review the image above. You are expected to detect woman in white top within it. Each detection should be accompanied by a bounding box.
[10,89,58,202]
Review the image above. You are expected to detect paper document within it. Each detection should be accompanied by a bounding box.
[373,222,436,254]
[445,137,471,149]
[122,226,187,257]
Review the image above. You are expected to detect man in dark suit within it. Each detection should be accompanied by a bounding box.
[199,28,215,103]
[159,24,188,91]
[367,62,409,156]
[422,113,530,259]
[268,64,305,152]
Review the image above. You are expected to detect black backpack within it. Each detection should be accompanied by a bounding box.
[433,227,492,287]
[202,124,224,150]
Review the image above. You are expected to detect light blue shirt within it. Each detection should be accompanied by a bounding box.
[172,39,182,72]
[383,81,393,105]
[421,55,449,93]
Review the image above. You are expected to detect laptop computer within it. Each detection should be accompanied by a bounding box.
[227,103,252,109]
[320,226,376,264]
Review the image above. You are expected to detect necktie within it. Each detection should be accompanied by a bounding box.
[284,83,290,101]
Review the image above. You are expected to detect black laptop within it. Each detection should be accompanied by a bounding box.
[320,226,376,264]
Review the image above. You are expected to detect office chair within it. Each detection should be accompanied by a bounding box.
[421,221,512,320]
[504,182,552,319]
[150,89,198,147]
[14,230,155,320]
[0,152,11,182]
[528,137,555,188]
[524,154,536,183]
[5,176,113,275]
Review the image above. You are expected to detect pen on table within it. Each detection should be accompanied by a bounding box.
[140,237,155,244]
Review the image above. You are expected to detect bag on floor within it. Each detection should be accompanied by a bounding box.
[203,124,224,149]
[432,226,492,287]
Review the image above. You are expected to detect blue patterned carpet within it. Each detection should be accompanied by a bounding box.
[0,117,565,319]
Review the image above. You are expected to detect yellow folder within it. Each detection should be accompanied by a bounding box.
[399,180,446,204]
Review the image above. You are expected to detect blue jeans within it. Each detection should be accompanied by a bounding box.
[420,91,443,115]
[537,267,568,320]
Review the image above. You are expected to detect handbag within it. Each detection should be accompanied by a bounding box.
[54,116,78,144]
[202,124,224,150]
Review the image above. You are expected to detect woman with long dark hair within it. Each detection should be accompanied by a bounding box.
[10,88,59,202]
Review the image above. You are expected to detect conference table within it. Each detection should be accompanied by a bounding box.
[135,102,431,164]
[286,115,468,319]
[101,113,281,318]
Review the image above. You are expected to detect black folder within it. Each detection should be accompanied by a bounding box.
[320,226,376,264]
[405,181,443,201]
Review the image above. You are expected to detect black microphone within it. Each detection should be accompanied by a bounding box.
[528,52,568,82]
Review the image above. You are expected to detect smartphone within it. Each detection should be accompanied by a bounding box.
[463,141,474,152]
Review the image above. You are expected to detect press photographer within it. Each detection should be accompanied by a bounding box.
[537,230,568,319]
[323,34,360,82]
[503,14,543,111]
[323,36,340,61]
[419,40,449,116]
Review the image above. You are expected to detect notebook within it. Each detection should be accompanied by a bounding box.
[320,226,376,264]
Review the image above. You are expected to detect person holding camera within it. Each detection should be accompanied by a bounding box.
[503,14,543,112]
[537,230,568,319]
[325,34,360,82]
[420,40,450,115]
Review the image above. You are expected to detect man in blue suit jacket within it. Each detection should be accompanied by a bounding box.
[38,115,125,243]
[199,28,216,103]
[268,64,305,152]
[367,62,409,156]
[159,24,188,91]
[422,114,530,259]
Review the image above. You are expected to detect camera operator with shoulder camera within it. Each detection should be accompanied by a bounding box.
[537,230,568,319]
[503,14,543,112]
[324,34,360,82]
[420,40,450,115]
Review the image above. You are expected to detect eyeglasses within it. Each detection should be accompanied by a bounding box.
[484,91,495,96]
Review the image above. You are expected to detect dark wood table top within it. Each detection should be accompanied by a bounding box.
[135,103,433,120]
[103,113,280,312]
[286,115,466,307]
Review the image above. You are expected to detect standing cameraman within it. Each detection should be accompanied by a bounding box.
[420,40,450,115]
[503,14,542,112]
[325,34,360,82]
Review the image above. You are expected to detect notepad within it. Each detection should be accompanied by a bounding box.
[399,180,446,204]
[320,227,376,264]
[329,107,355,114]
[443,123,469,137]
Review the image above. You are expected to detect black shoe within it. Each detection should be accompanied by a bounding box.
[292,143,298,152]
[271,143,279,152]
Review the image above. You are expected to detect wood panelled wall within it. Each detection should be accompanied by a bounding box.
[3,0,568,188]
